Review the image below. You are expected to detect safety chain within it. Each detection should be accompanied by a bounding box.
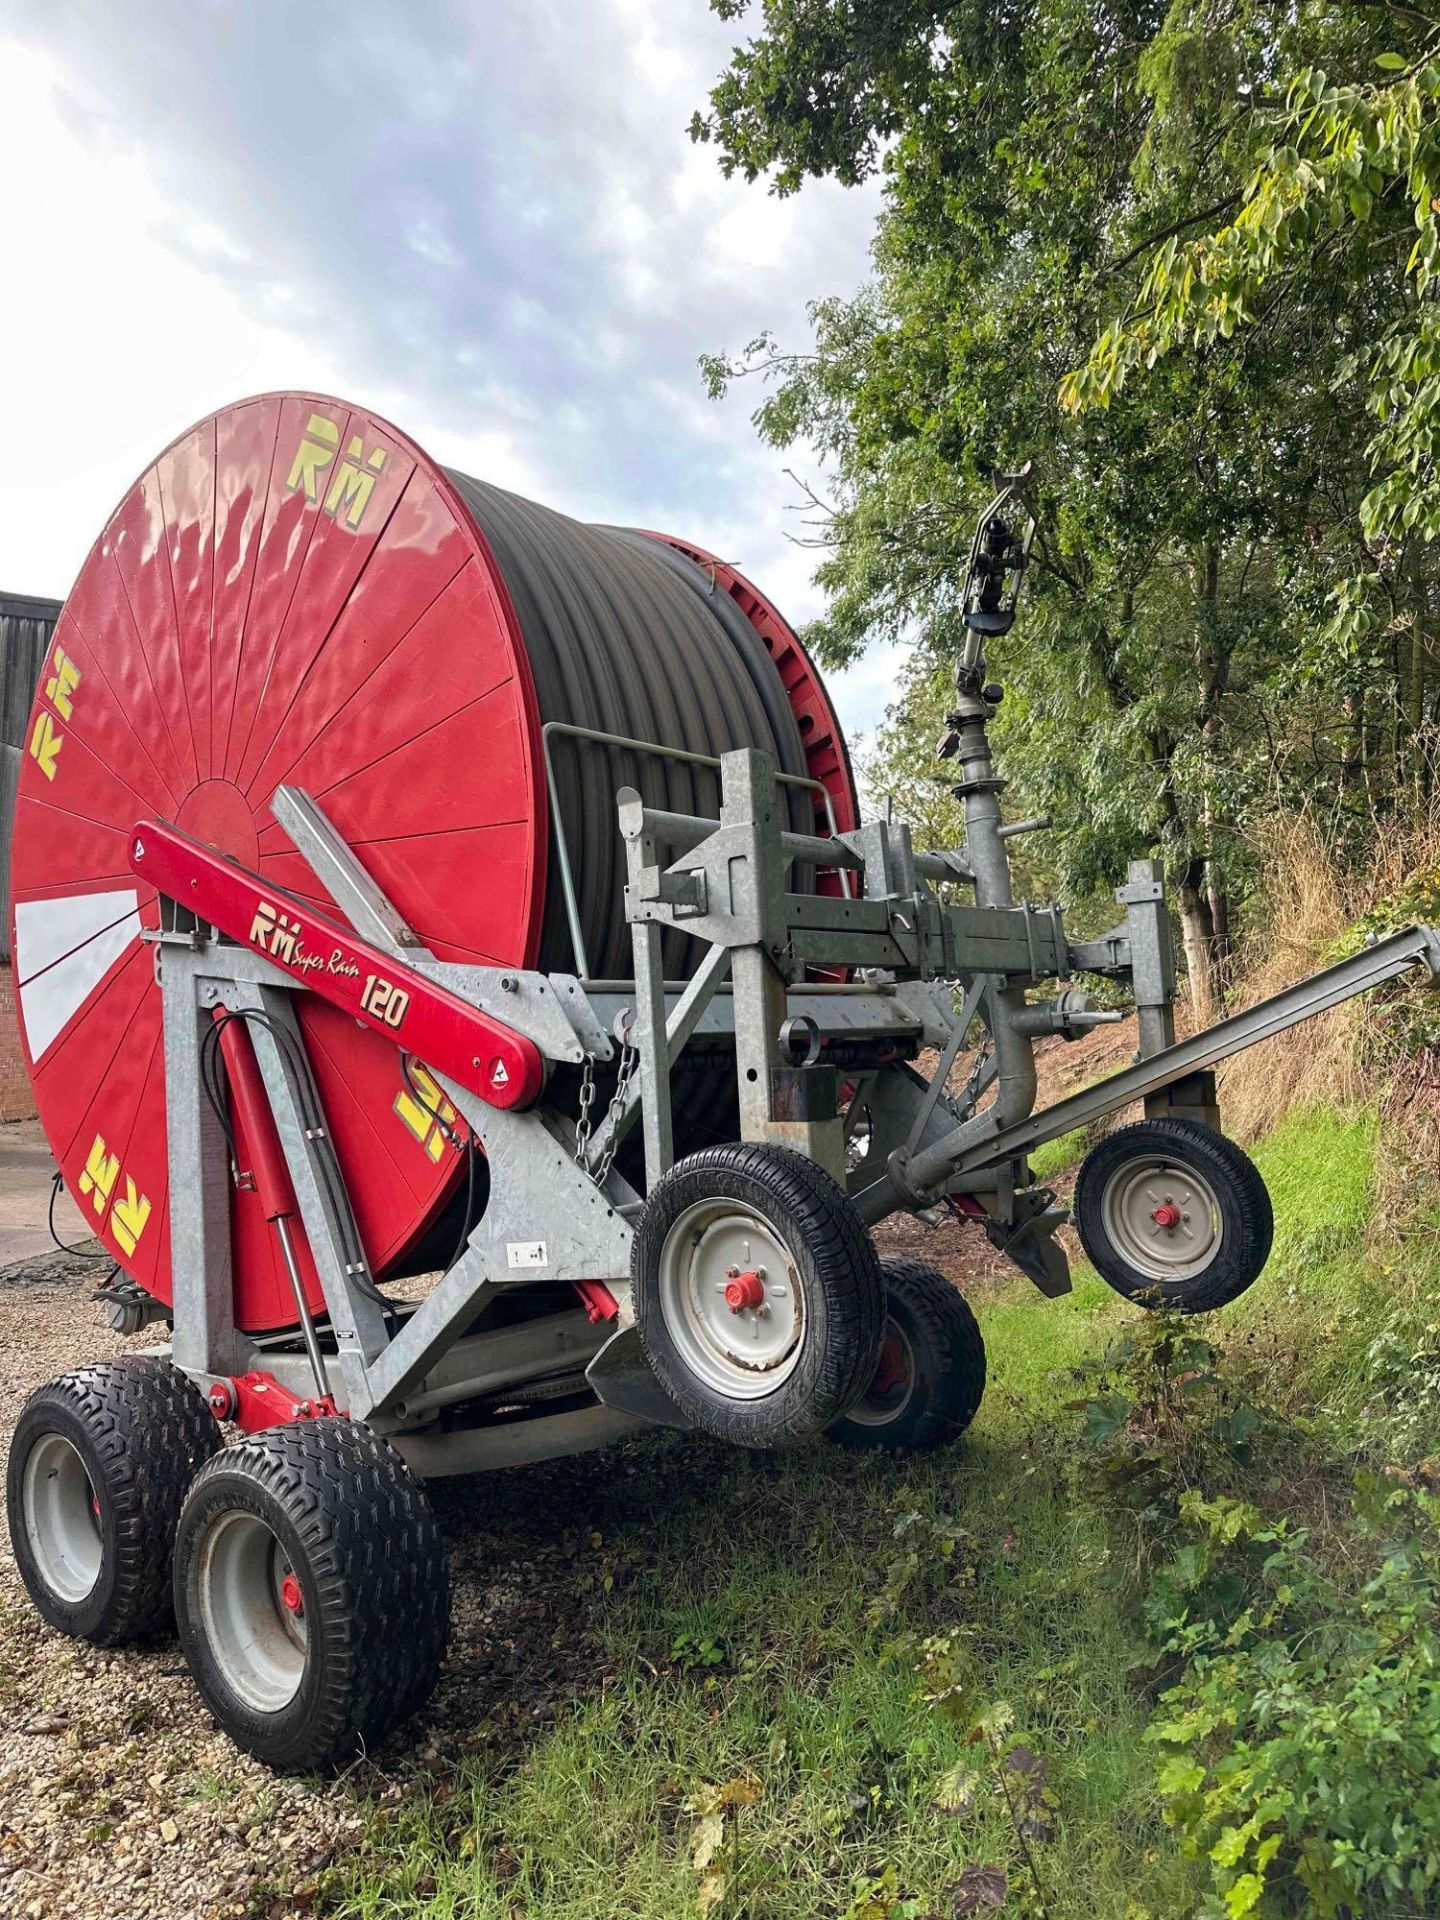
[574,1054,598,1163]
[958,1034,992,1120]
[575,1036,639,1187]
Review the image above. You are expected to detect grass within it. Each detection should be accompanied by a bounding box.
[322,1270,1194,1920]
[315,1097,1436,1920]
[1027,1124,1092,1183]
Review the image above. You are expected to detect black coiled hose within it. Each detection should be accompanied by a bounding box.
[445,473,813,979]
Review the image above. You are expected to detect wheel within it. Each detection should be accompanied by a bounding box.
[1074,1117,1273,1312]
[6,1358,221,1644]
[173,1417,449,1770]
[633,1143,886,1447]
[829,1258,987,1452]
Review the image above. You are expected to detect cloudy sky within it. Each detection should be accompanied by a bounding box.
[0,0,902,735]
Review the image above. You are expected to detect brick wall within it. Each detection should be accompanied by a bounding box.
[0,963,35,1122]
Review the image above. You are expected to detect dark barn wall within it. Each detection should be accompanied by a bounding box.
[1,593,64,1121]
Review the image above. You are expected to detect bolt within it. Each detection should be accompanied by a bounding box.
[500,975,519,993]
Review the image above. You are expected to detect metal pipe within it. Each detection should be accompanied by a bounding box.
[273,1215,332,1402]
[906,922,1440,1190]
[618,797,970,888]
[948,690,1036,1132]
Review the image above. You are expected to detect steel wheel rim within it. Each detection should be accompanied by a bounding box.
[22,1432,102,1603]
[197,1510,307,1713]
[1100,1155,1223,1281]
[658,1199,805,1398]
[846,1317,916,1428]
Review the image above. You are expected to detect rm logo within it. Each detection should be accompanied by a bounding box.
[28,641,81,782]
[394,1061,457,1163]
[78,1132,152,1257]
[285,412,389,530]
[249,898,302,964]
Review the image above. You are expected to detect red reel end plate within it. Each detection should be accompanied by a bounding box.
[12,393,544,1331]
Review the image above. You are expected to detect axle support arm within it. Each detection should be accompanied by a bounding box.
[856,922,1440,1222]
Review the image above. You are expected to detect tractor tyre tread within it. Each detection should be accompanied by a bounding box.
[6,1356,221,1644]
[174,1416,448,1771]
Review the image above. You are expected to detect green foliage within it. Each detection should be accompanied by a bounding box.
[1077,1310,1440,1919]
[693,0,1438,995]
[1147,1478,1440,1919]
[1065,50,1440,553]
[1335,863,1440,1052]
[669,1628,730,1676]
[1358,1314,1440,1460]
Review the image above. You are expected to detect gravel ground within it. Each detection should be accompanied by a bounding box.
[1,1215,991,1920]
[0,1253,674,1920]
[0,1025,1118,1920]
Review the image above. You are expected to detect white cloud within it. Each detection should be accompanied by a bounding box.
[0,44,351,597]
[0,4,885,743]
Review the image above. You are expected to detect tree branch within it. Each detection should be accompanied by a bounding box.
[1104,196,1241,280]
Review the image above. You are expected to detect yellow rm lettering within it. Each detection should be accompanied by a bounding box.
[110,1178,152,1257]
[44,644,81,721]
[285,412,340,503]
[77,1133,120,1218]
[394,1062,456,1163]
[323,436,388,530]
[28,710,62,781]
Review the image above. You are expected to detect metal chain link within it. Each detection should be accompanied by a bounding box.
[958,1033,992,1120]
[574,1036,639,1187]
[574,1053,598,1163]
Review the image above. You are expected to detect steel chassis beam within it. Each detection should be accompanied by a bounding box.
[617,746,1440,1245]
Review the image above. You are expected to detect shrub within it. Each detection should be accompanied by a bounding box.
[1078,1319,1440,1918]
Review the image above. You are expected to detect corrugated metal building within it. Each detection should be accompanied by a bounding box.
[1,592,64,1120]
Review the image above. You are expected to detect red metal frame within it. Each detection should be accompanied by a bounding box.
[208,1371,336,1432]
[132,821,545,1110]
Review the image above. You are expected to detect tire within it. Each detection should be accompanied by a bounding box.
[1074,1117,1273,1313]
[634,1142,885,1447]
[173,1417,449,1771]
[6,1357,221,1644]
[830,1259,987,1452]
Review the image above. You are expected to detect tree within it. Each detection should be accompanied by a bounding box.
[1063,36,1440,780]
[694,0,1425,1001]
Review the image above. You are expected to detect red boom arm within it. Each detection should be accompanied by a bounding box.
[130,821,545,1111]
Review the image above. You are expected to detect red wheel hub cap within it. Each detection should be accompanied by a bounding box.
[724,1269,765,1312]
[1151,1202,1183,1230]
[872,1336,908,1397]
[280,1571,304,1615]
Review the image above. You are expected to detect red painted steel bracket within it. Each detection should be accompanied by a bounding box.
[130,820,545,1110]
[208,1370,338,1432]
